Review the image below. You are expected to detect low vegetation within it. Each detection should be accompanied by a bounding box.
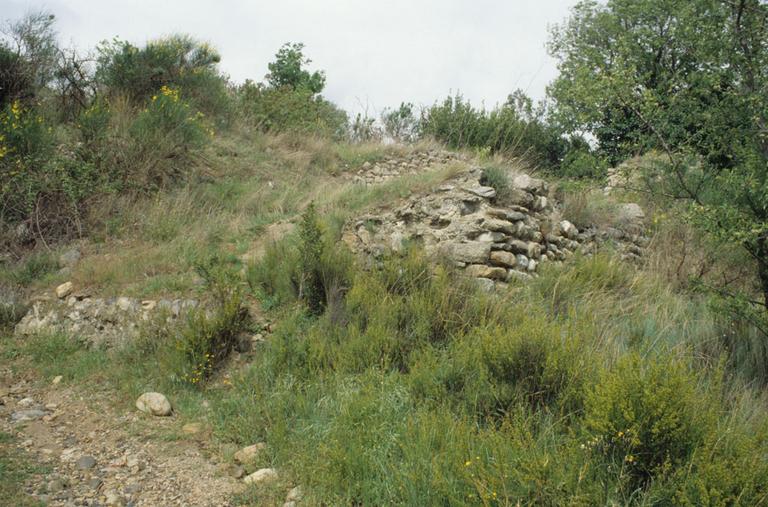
[3,1,768,505]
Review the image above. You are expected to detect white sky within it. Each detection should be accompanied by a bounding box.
[2,0,578,115]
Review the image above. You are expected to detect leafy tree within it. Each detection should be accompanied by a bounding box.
[266,42,326,94]
[0,11,59,106]
[548,0,768,312]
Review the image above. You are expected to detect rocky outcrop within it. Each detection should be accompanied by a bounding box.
[343,166,648,290]
[15,292,199,347]
[350,150,463,185]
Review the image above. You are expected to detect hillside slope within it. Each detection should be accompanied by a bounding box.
[2,133,768,506]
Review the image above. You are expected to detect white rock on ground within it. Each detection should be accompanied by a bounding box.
[234,442,266,464]
[55,281,73,299]
[243,467,278,485]
[135,392,172,416]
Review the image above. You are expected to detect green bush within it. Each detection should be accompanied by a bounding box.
[420,92,565,169]
[247,205,352,315]
[166,291,247,386]
[479,166,510,201]
[128,86,210,187]
[584,354,711,488]
[560,148,607,180]
[239,83,348,139]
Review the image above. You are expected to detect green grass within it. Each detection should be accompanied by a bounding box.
[0,431,47,506]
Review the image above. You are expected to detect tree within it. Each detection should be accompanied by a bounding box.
[0,11,59,105]
[266,42,325,94]
[548,0,768,313]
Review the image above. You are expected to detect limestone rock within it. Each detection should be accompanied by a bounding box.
[558,220,578,240]
[59,248,81,268]
[56,282,73,299]
[11,409,46,422]
[243,468,279,485]
[135,392,172,416]
[234,443,266,464]
[513,174,548,195]
[466,186,497,199]
[76,455,97,470]
[441,241,490,264]
[465,264,507,280]
[286,486,303,502]
[489,251,517,268]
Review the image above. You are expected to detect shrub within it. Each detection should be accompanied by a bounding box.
[560,148,607,180]
[247,206,352,314]
[584,354,711,489]
[0,100,56,223]
[96,35,221,101]
[128,86,210,187]
[381,102,418,142]
[166,290,248,386]
[239,83,348,139]
[419,92,565,169]
[479,166,510,201]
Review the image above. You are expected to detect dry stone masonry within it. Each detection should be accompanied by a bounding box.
[15,290,199,348]
[343,166,648,290]
[350,149,463,185]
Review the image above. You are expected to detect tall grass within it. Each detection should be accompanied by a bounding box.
[210,245,768,505]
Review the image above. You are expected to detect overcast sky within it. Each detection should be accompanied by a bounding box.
[3,0,578,115]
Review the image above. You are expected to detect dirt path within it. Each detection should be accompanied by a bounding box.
[1,369,242,506]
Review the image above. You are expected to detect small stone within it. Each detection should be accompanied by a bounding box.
[513,174,548,195]
[77,455,97,470]
[135,392,172,416]
[88,478,103,490]
[466,186,497,199]
[52,375,63,385]
[18,397,36,408]
[105,492,125,506]
[243,468,279,485]
[229,464,246,479]
[465,264,507,280]
[140,300,156,311]
[286,486,303,502]
[11,409,46,422]
[56,282,74,299]
[234,443,266,464]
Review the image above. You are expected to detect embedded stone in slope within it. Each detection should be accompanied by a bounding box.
[513,174,548,195]
[440,241,491,264]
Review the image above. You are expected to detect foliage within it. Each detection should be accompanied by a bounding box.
[349,112,380,143]
[96,34,220,99]
[548,0,768,315]
[167,290,247,386]
[239,81,348,139]
[266,42,326,94]
[479,165,510,201]
[584,354,710,489]
[0,11,59,105]
[420,91,565,169]
[381,102,418,142]
[128,85,210,187]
